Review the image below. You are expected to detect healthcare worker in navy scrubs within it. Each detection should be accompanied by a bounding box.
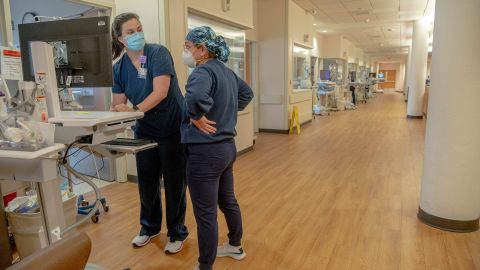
[181,26,254,270]
[110,12,188,254]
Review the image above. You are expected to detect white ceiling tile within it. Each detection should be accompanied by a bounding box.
[376,15,399,21]
[316,1,348,11]
[399,0,428,12]
[374,10,398,16]
[342,0,373,11]
[293,0,317,10]
[371,0,399,9]
[311,0,339,4]
[354,14,375,21]
[328,10,353,17]
[333,16,357,23]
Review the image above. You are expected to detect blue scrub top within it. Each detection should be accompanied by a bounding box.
[113,44,184,139]
[181,59,254,144]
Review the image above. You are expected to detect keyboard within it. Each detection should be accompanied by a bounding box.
[102,138,155,147]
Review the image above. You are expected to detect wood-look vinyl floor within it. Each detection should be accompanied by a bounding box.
[79,92,480,270]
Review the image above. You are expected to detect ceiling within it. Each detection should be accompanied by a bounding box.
[292,0,435,62]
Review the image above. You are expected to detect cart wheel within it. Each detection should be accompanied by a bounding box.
[103,205,110,212]
[91,215,99,223]
[80,200,89,207]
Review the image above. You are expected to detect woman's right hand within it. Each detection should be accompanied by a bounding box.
[191,116,217,135]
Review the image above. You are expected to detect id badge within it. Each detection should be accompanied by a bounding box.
[137,67,147,79]
[137,55,147,79]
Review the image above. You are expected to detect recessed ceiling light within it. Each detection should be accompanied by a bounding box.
[365,18,370,23]
[313,23,317,26]
[322,30,327,33]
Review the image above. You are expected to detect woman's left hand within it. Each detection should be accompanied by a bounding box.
[114,104,134,112]
[191,116,217,134]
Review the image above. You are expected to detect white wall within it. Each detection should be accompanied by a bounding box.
[312,33,324,58]
[288,0,314,49]
[258,0,288,130]
[115,0,163,44]
[0,1,7,46]
[245,0,258,41]
[287,0,314,125]
[187,0,254,29]
[323,35,342,59]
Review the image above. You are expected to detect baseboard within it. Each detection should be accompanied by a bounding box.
[237,145,254,156]
[259,119,312,134]
[406,115,423,119]
[418,207,479,233]
[300,119,312,127]
[127,174,138,183]
[259,128,289,134]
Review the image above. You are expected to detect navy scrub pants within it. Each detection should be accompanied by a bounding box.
[186,140,243,270]
[135,135,189,241]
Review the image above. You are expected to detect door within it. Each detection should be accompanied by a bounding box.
[379,69,396,89]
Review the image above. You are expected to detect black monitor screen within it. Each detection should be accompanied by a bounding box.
[320,70,330,81]
[18,16,112,88]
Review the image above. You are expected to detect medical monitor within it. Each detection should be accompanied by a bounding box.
[18,16,112,88]
[320,70,331,81]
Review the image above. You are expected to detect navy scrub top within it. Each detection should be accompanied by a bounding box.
[113,44,184,139]
[181,59,254,144]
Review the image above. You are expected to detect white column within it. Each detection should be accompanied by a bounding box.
[404,47,412,101]
[406,20,429,117]
[418,0,480,232]
[398,59,406,93]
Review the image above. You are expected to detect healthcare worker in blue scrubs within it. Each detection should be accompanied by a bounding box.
[110,12,188,254]
[181,26,254,270]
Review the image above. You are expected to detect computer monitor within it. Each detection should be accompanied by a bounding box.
[18,16,112,88]
[378,73,385,79]
[369,72,377,78]
[320,70,330,81]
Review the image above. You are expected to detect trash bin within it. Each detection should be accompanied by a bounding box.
[6,192,77,258]
[7,211,47,258]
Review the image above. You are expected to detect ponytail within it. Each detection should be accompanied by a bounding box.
[111,12,140,60]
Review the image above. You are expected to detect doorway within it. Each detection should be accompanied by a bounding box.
[379,69,396,89]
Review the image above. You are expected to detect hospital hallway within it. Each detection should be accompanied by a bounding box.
[79,91,480,270]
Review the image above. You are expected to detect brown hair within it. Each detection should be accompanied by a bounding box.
[111,12,140,60]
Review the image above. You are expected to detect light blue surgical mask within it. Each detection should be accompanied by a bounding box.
[125,32,145,51]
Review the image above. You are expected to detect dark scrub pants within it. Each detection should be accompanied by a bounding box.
[186,140,243,270]
[135,135,188,241]
[350,85,357,105]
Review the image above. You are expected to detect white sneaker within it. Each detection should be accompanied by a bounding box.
[216,242,246,260]
[131,233,159,247]
[164,239,185,254]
